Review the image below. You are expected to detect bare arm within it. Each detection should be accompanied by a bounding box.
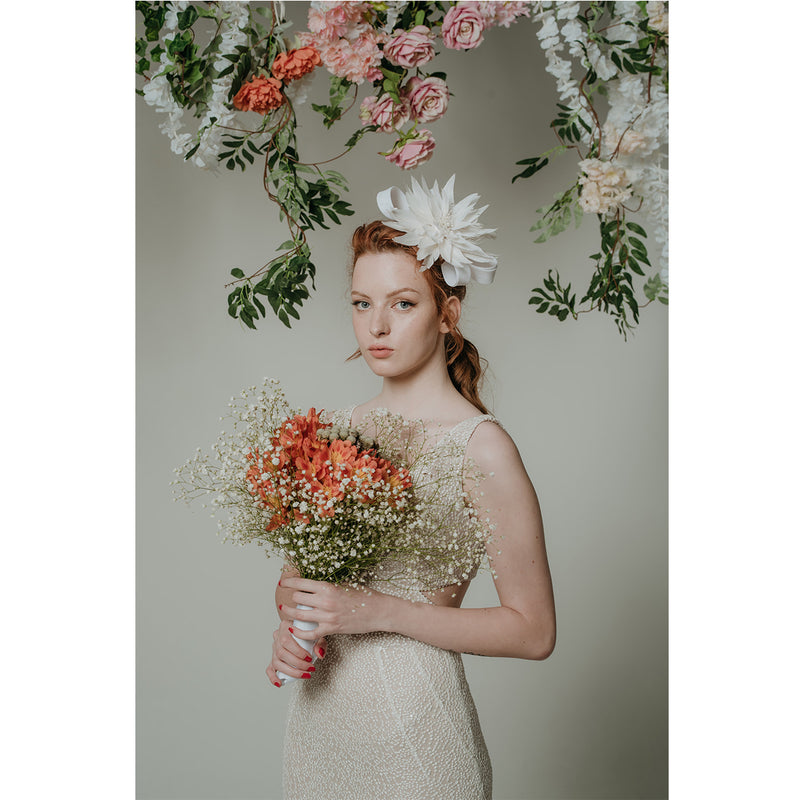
[279,422,556,661]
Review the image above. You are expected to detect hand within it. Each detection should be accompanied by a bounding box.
[265,619,323,687]
[279,576,390,640]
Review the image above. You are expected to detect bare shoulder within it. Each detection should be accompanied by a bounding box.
[466,418,524,474]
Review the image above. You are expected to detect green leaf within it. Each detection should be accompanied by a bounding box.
[628,257,645,276]
[230,268,245,279]
[626,221,648,237]
[512,157,549,183]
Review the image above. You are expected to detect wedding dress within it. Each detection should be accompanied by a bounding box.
[282,407,496,800]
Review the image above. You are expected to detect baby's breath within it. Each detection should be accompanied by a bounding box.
[172,379,494,588]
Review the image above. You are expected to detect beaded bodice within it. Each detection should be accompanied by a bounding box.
[329,405,498,601]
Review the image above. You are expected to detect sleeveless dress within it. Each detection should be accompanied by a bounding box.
[282,407,497,800]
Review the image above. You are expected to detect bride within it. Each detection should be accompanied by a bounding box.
[266,176,556,799]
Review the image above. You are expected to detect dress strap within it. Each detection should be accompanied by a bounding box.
[443,414,502,452]
[328,404,357,428]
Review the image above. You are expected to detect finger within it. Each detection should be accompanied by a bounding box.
[278,642,316,672]
[265,663,282,688]
[314,637,328,660]
[273,655,315,681]
[286,623,323,642]
[281,604,324,624]
[280,576,328,593]
[279,628,317,663]
[276,600,294,622]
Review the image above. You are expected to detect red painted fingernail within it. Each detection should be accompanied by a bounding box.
[317,647,325,658]
[304,655,312,663]
[273,681,281,688]
[278,604,283,611]
[301,672,311,679]
[309,666,315,672]
[288,627,294,634]
[278,579,282,587]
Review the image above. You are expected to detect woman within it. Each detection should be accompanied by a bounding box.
[267,177,556,799]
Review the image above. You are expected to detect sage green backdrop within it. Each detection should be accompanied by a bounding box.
[136,5,667,798]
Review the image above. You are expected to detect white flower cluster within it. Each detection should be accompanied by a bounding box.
[577,157,632,215]
[142,2,252,170]
[531,1,669,278]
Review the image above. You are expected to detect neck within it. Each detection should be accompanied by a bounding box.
[375,349,462,419]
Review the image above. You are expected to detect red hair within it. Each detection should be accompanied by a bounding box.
[349,220,489,415]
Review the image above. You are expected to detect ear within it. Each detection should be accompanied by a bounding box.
[439,295,462,334]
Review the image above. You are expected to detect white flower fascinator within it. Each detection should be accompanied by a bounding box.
[376,175,497,287]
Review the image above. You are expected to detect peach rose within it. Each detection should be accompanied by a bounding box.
[232,76,285,114]
[404,76,449,123]
[307,1,371,42]
[442,3,486,50]
[385,130,436,170]
[316,29,385,84]
[383,25,436,68]
[271,46,322,82]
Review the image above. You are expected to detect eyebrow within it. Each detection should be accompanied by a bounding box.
[350,287,422,298]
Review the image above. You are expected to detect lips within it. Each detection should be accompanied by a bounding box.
[368,345,393,359]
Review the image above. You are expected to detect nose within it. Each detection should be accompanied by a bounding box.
[369,309,389,337]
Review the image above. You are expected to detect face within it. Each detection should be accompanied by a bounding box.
[351,250,456,381]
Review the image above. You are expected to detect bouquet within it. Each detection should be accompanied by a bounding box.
[172,378,494,682]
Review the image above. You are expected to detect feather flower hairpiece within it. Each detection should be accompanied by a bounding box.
[376,175,497,287]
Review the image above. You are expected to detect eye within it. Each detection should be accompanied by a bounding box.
[395,300,415,310]
[352,300,370,310]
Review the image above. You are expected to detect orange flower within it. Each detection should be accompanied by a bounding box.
[271,46,322,82]
[232,76,285,114]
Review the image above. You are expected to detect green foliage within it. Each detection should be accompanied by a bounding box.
[312,76,354,128]
[528,270,577,322]
[227,243,316,330]
[217,132,270,171]
[529,183,583,243]
[221,122,354,330]
[529,215,666,339]
[512,156,550,183]
[380,64,407,105]
[551,103,594,145]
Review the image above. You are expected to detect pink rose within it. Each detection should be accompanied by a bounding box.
[385,130,436,170]
[360,93,410,132]
[441,3,486,50]
[404,76,449,123]
[383,25,436,68]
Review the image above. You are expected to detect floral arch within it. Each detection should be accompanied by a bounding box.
[136,0,668,338]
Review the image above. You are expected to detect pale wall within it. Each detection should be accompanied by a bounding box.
[136,5,667,799]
